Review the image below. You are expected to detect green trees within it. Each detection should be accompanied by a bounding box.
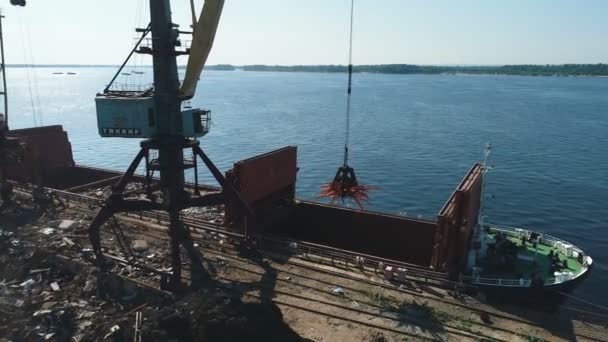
[205,64,608,76]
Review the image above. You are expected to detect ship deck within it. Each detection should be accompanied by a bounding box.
[480,230,584,281]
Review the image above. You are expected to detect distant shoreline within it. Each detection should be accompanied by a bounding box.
[8,63,608,77]
[221,64,608,77]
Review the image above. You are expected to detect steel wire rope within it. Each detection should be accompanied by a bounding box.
[22,13,42,125]
[342,0,355,167]
[16,11,37,127]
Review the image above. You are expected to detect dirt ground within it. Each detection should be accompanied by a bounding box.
[1,196,607,341]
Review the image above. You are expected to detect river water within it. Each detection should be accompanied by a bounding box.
[7,68,608,307]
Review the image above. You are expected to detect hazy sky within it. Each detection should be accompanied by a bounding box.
[2,0,608,66]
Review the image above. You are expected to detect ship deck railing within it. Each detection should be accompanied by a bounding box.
[486,224,587,259]
[460,275,580,287]
[461,224,591,287]
[460,276,532,287]
[104,83,155,95]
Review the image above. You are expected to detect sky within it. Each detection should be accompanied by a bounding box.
[2,0,608,66]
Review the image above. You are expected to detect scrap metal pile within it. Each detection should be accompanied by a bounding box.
[0,200,302,341]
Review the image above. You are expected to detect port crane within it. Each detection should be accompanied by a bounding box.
[89,0,252,290]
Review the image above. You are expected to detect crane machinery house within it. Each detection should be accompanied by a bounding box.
[96,95,210,138]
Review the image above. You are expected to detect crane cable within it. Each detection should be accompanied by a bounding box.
[556,290,608,314]
[129,0,146,91]
[343,0,354,167]
[17,11,39,127]
[25,18,43,126]
[320,0,375,210]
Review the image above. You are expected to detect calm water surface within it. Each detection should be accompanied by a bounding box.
[7,68,608,306]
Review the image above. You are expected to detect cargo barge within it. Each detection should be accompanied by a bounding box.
[1,125,593,293]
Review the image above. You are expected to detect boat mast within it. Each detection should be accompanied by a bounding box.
[477,143,492,229]
[469,143,492,270]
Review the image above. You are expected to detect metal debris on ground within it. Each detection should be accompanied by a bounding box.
[40,228,55,235]
[56,220,77,230]
[78,310,96,319]
[41,301,58,309]
[20,278,35,287]
[104,325,121,339]
[82,276,96,293]
[131,239,149,252]
[33,309,52,317]
[62,237,75,246]
[29,268,51,274]
[134,311,143,342]
[332,287,345,296]
[21,278,35,295]
[50,282,60,291]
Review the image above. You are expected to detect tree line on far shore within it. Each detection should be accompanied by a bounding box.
[205,63,608,76]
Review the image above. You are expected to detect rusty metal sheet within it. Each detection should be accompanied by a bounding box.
[433,163,483,271]
[233,146,297,204]
[5,125,75,185]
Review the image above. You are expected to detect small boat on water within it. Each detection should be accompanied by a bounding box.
[461,145,593,292]
[52,72,64,75]
[464,224,592,291]
[67,72,77,75]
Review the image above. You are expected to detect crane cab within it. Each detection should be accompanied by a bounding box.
[95,94,210,138]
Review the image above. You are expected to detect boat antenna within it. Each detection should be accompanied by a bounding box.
[469,143,493,269]
[478,143,492,227]
[320,0,375,209]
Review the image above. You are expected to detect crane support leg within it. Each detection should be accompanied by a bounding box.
[88,139,249,291]
[88,146,148,269]
[193,144,254,217]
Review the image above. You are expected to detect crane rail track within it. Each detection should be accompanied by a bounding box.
[85,226,604,342]
[89,238,503,341]
[11,181,608,342]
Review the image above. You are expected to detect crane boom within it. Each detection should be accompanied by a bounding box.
[180,0,224,99]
